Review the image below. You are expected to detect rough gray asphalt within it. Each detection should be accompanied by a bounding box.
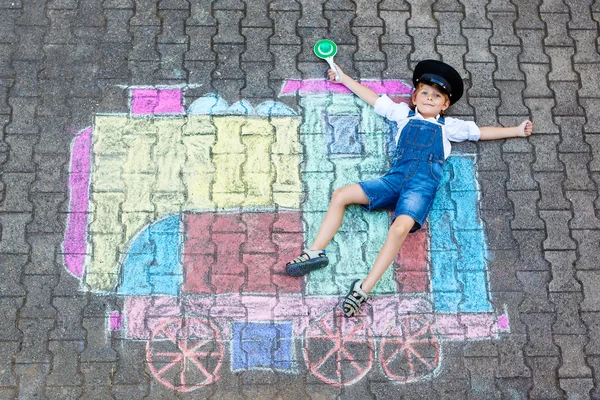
[1,0,600,398]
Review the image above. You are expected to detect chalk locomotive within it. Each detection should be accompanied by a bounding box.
[64,82,507,392]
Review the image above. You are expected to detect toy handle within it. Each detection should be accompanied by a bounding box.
[325,57,341,82]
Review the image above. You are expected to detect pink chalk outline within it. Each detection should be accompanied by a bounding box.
[497,314,510,330]
[64,127,92,278]
[280,79,413,96]
[131,89,184,115]
[125,295,498,342]
[110,312,123,330]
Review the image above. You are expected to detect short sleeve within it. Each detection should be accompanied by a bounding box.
[444,117,481,142]
[373,95,410,122]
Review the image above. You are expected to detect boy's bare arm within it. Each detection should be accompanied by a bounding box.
[479,120,533,141]
[328,65,379,107]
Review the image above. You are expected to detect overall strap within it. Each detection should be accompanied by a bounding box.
[408,109,415,118]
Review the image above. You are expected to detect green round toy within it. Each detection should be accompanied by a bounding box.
[314,39,337,58]
[314,39,341,82]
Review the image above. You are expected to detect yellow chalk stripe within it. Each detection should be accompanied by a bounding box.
[183,136,217,170]
[124,117,156,135]
[272,154,302,191]
[153,192,185,217]
[243,134,273,175]
[183,116,217,136]
[182,134,216,209]
[92,154,126,192]
[241,118,273,136]
[271,117,302,208]
[213,193,247,209]
[85,232,123,290]
[85,273,118,292]
[271,117,301,154]
[89,192,124,234]
[244,173,273,207]
[93,116,129,154]
[212,117,245,154]
[122,135,157,174]
[184,177,214,210]
[273,192,301,208]
[212,154,245,194]
[122,173,154,213]
[154,121,185,194]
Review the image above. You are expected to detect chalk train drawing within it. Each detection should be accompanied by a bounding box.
[63,81,509,392]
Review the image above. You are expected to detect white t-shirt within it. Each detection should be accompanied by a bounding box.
[374,95,481,159]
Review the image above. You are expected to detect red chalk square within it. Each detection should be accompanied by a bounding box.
[212,214,246,233]
[272,232,304,263]
[240,213,277,253]
[184,213,215,238]
[395,223,428,272]
[212,274,245,294]
[212,233,246,275]
[396,271,429,293]
[182,253,215,294]
[242,253,277,294]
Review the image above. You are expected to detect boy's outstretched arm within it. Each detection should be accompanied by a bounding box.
[328,65,379,107]
[479,120,533,140]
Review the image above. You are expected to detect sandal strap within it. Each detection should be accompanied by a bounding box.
[353,288,368,301]
[343,303,359,317]
[344,296,361,308]
[287,249,325,265]
[343,279,368,317]
[288,253,310,265]
[350,280,368,301]
[343,298,362,317]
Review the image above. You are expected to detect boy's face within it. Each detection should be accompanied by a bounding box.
[412,83,450,119]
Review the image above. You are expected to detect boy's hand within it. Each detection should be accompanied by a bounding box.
[479,119,534,141]
[518,120,533,137]
[327,63,345,83]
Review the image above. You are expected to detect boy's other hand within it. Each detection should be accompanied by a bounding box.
[519,120,533,137]
[328,63,345,83]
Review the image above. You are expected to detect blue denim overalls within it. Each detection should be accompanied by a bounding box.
[358,109,445,232]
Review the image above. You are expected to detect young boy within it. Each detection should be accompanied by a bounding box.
[286,60,533,318]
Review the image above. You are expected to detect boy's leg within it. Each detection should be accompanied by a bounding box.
[362,215,414,292]
[311,183,369,250]
[286,183,369,276]
[342,215,414,317]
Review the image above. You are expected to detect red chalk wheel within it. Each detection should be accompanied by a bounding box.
[146,317,223,392]
[304,310,374,386]
[379,314,440,382]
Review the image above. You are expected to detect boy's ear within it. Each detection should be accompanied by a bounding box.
[441,99,450,111]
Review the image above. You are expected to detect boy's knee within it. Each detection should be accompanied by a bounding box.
[388,217,414,239]
[331,187,349,206]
